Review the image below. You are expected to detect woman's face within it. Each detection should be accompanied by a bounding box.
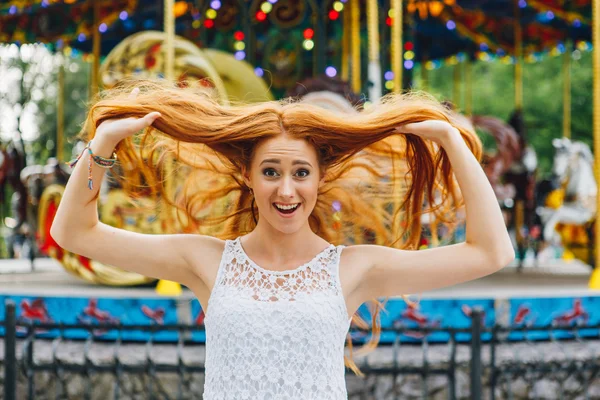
[244,134,324,234]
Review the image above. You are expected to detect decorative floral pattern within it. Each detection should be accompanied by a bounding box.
[203,237,351,399]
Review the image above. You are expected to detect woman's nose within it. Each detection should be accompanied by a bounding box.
[278,177,295,198]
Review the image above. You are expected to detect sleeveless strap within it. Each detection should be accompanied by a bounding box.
[212,239,235,291]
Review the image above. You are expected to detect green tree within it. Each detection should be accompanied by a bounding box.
[417,50,593,176]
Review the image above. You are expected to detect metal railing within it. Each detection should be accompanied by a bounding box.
[2,300,600,399]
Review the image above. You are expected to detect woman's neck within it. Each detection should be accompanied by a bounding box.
[241,219,329,265]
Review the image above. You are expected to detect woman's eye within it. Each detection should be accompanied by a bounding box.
[262,168,278,177]
[296,169,310,178]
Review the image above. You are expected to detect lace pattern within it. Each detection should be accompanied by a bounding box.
[203,237,351,400]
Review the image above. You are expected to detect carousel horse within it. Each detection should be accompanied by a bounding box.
[536,137,596,266]
[0,140,29,259]
[36,31,273,285]
[502,110,539,262]
[469,114,521,203]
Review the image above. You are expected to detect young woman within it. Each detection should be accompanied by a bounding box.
[51,80,514,399]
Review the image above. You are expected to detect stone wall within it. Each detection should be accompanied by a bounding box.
[1,338,600,399]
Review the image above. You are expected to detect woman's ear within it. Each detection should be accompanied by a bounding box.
[241,165,252,189]
[318,173,326,188]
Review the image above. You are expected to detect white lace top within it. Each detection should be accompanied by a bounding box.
[203,237,352,400]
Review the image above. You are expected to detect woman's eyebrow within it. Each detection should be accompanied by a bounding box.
[259,158,313,167]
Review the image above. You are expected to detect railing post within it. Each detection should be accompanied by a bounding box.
[4,299,17,400]
[470,307,483,400]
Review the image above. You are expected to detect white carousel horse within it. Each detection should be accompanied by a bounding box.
[537,137,597,245]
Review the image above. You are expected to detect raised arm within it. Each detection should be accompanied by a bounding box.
[50,95,213,288]
[353,121,515,300]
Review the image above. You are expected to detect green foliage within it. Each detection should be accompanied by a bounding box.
[415,51,593,177]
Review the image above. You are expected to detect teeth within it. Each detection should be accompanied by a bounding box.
[275,203,299,211]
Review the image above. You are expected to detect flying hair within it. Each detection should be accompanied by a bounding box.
[80,78,482,375]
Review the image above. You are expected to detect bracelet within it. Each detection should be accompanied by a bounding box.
[66,139,118,190]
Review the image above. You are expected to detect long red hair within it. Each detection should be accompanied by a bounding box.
[83,78,482,374]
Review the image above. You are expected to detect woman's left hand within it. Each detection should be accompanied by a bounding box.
[395,120,459,146]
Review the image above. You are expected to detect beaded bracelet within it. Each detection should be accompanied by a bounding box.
[66,140,118,190]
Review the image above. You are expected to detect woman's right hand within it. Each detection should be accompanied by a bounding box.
[95,87,162,144]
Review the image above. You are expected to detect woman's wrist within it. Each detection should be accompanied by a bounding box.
[439,127,463,148]
[90,135,120,158]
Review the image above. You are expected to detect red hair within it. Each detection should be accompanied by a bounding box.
[83,78,482,374]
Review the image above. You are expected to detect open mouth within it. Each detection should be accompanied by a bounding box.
[273,203,300,216]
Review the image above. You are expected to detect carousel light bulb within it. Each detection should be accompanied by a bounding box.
[518,0,526,7]
[446,20,455,30]
[479,42,488,51]
[388,9,394,18]
[303,40,315,51]
[9,5,17,14]
[325,66,337,77]
[404,60,414,69]
[303,28,314,39]
[78,33,86,42]
[119,11,128,20]
[256,11,267,21]
[329,10,339,20]
[426,61,434,70]
[385,81,394,90]
[546,11,554,20]
[206,9,217,19]
[235,51,246,60]
[204,19,214,28]
[192,20,201,28]
[234,31,245,41]
[268,0,278,3]
[99,23,107,33]
[333,2,344,11]
[404,51,414,60]
[261,2,273,13]
[255,67,264,77]
[234,41,246,51]
[384,71,394,80]
[211,0,222,9]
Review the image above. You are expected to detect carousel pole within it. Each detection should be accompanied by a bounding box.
[452,60,462,108]
[513,0,525,255]
[157,0,182,296]
[391,0,403,93]
[350,0,361,93]
[164,0,175,81]
[590,0,600,289]
[563,41,572,139]
[367,0,382,101]
[513,0,523,111]
[90,0,101,99]
[56,50,65,162]
[341,3,351,82]
[465,59,473,115]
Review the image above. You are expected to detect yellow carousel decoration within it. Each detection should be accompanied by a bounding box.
[37,28,273,286]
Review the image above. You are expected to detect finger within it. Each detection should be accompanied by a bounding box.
[128,87,140,100]
[395,123,417,133]
[131,112,161,131]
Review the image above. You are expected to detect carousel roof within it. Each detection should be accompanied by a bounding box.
[0,0,593,61]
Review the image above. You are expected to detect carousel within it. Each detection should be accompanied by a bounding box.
[0,0,599,334]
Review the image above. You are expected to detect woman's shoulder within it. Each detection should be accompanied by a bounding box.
[183,234,227,280]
